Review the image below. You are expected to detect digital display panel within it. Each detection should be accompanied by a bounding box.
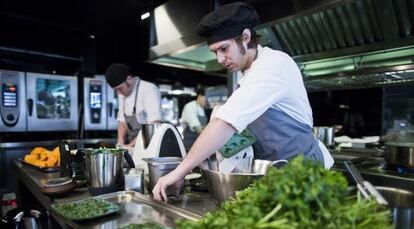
[2,83,18,107]
[90,92,102,109]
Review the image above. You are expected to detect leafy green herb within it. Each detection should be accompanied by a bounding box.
[177,156,392,229]
[53,198,120,220]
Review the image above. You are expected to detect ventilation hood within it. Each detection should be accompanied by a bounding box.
[148,0,414,88]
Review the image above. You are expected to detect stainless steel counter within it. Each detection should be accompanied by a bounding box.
[12,160,217,228]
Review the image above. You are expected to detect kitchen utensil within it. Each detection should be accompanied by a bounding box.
[124,168,144,193]
[144,157,183,197]
[385,142,414,168]
[1,208,46,229]
[344,161,388,205]
[141,124,161,148]
[313,126,335,148]
[84,148,134,196]
[202,159,287,204]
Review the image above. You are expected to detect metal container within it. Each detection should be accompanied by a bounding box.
[385,143,414,168]
[141,124,162,148]
[373,187,414,229]
[313,126,335,147]
[144,157,183,196]
[84,148,124,196]
[202,159,287,204]
[124,168,144,193]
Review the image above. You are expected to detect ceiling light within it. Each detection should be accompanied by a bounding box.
[141,12,150,20]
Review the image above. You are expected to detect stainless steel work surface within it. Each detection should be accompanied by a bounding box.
[52,191,202,229]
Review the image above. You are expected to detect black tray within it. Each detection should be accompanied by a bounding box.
[19,159,60,173]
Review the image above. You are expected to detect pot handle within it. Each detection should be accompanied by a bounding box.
[124,151,136,168]
[271,159,288,169]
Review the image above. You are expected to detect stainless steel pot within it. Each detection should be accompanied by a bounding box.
[84,148,125,196]
[385,143,414,168]
[313,126,335,147]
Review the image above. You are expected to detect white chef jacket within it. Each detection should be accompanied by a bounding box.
[212,46,334,168]
[213,46,312,132]
[117,78,161,124]
[181,100,206,132]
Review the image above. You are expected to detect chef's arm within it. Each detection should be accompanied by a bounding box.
[117,121,128,146]
[174,118,236,178]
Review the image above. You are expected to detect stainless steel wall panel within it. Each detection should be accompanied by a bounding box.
[364,0,384,41]
[373,0,399,41]
[355,1,375,43]
[345,3,365,45]
[296,18,317,53]
[288,20,309,54]
[392,0,412,37]
[335,6,356,47]
[274,25,295,55]
[326,9,348,48]
[281,22,303,55]
[319,12,338,50]
[312,13,332,51]
[303,15,324,52]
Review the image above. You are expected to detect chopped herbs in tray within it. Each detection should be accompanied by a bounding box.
[119,223,165,229]
[177,156,392,229]
[53,198,120,220]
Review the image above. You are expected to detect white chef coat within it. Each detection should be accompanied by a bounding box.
[117,78,161,124]
[213,45,334,168]
[181,100,206,132]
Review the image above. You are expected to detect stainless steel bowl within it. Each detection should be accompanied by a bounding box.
[143,157,183,196]
[202,159,287,204]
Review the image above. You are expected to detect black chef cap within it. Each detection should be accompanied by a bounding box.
[105,63,133,88]
[196,2,259,44]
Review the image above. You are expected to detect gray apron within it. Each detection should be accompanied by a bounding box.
[124,79,141,144]
[248,107,324,164]
[183,112,208,151]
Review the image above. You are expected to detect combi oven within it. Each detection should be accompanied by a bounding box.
[26,72,78,131]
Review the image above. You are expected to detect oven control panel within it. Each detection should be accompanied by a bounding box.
[0,72,20,127]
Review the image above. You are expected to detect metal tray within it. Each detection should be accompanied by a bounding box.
[52,191,201,229]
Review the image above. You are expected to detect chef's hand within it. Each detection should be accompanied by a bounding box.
[152,169,184,202]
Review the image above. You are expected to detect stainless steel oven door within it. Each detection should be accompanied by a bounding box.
[26,72,78,131]
[84,76,107,130]
[0,70,26,132]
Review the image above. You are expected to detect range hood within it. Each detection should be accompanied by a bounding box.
[147,0,414,88]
